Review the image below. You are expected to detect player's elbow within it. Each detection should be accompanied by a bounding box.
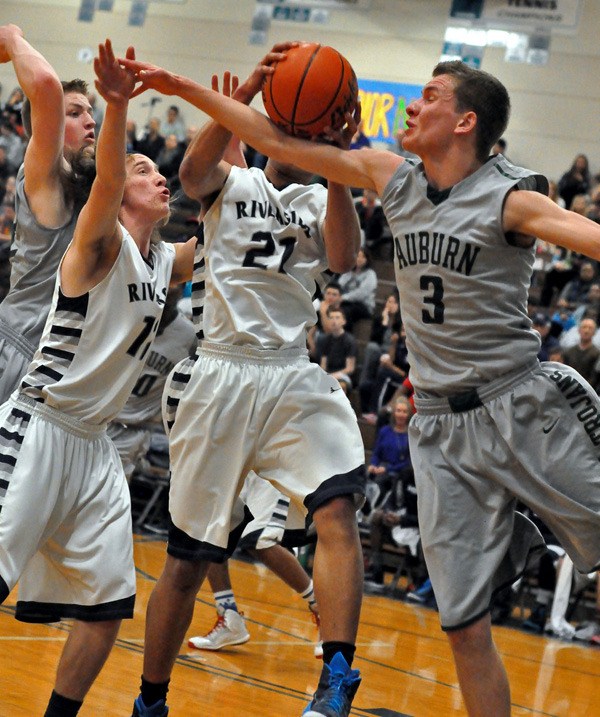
[29,69,63,106]
[178,158,197,195]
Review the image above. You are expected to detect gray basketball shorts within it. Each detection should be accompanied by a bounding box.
[164,342,366,561]
[107,422,152,481]
[411,360,600,631]
[0,395,136,622]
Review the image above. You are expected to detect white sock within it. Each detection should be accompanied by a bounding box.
[301,580,318,614]
[214,589,238,615]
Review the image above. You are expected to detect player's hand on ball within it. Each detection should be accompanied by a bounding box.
[322,104,361,150]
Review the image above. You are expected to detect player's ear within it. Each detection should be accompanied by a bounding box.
[456,110,477,135]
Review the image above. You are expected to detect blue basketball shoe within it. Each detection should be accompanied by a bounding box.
[131,695,169,716]
[303,652,361,717]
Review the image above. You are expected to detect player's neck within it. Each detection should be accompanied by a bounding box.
[422,146,483,191]
[120,212,155,258]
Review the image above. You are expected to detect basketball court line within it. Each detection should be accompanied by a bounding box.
[130,567,564,715]
[0,601,565,716]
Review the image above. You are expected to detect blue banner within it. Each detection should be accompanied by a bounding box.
[357,79,423,145]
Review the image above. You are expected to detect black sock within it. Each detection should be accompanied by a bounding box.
[318,642,356,690]
[44,690,83,717]
[140,676,170,707]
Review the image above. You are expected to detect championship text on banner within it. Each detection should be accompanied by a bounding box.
[357,79,423,145]
[481,0,582,30]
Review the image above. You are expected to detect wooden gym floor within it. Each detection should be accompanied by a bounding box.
[1,534,599,716]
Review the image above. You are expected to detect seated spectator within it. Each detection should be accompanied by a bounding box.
[160,103,186,143]
[0,197,14,238]
[562,316,600,385]
[361,324,410,419]
[156,132,186,185]
[367,376,416,433]
[358,292,401,399]
[354,188,388,252]
[0,121,24,174]
[338,247,378,330]
[365,396,412,502]
[137,116,165,162]
[126,119,139,153]
[573,282,600,324]
[1,86,24,138]
[558,154,591,210]
[558,260,597,310]
[539,246,583,308]
[531,312,560,362]
[308,279,343,360]
[550,297,577,336]
[318,307,357,394]
[0,146,14,188]
[2,173,15,207]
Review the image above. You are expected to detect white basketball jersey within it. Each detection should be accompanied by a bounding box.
[116,311,196,425]
[381,155,548,396]
[19,229,175,424]
[201,166,329,349]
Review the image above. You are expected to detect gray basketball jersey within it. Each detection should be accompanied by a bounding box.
[200,166,329,350]
[115,311,196,425]
[381,155,548,396]
[19,229,175,424]
[0,166,77,359]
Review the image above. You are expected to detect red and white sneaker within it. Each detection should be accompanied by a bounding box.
[188,609,250,651]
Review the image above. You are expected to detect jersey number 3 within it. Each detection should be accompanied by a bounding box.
[420,275,445,324]
[243,231,296,274]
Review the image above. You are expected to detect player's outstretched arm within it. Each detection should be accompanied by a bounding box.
[179,43,295,203]
[0,24,68,222]
[61,40,136,296]
[505,190,600,262]
[118,51,399,195]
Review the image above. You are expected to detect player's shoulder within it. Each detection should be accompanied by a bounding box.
[491,155,549,194]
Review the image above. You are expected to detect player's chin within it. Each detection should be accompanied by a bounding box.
[157,205,171,227]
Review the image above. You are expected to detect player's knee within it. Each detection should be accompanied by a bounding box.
[163,555,207,594]
[446,614,494,654]
[313,495,357,538]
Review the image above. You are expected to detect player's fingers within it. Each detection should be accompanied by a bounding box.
[104,38,115,65]
[130,81,149,99]
[97,42,107,66]
[223,71,231,97]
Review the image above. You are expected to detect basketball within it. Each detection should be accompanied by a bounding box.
[262,42,358,139]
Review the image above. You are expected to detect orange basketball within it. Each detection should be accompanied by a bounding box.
[262,42,358,139]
